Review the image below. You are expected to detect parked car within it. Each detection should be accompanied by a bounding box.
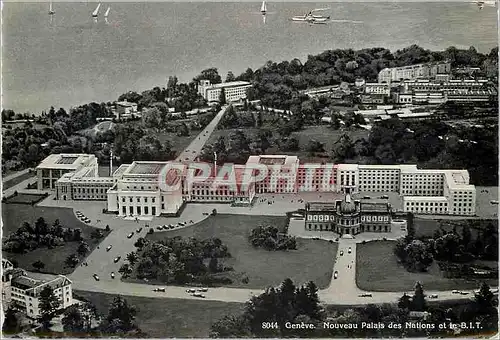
[362,196,371,199]
[136,227,142,233]
[380,195,389,199]
[340,250,344,256]
[127,232,134,239]
[459,291,469,295]
[334,271,338,279]
[490,200,499,205]
[93,274,100,281]
[197,288,208,292]
[192,293,205,298]
[186,289,196,293]
[157,226,163,230]
[114,256,121,263]
[106,245,112,252]
[348,247,352,254]
[452,290,460,294]
[428,294,438,298]
[110,272,115,279]
[359,293,372,297]
[153,287,166,292]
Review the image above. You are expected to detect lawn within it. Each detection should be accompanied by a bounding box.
[148,130,198,158]
[146,214,338,289]
[75,291,245,338]
[2,204,108,275]
[356,240,498,292]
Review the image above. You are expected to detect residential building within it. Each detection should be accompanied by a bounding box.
[197,80,252,103]
[378,61,451,83]
[115,100,138,116]
[304,192,393,235]
[36,154,98,190]
[2,260,74,319]
[365,83,390,96]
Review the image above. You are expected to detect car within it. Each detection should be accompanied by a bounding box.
[428,294,438,298]
[127,232,134,239]
[334,271,338,279]
[359,293,372,297]
[197,288,208,292]
[380,195,389,199]
[490,200,499,205]
[84,218,91,223]
[459,291,469,295]
[179,222,186,226]
[186,289,196,293]
[76,211,82,214]
[452,290,460,294]
[362,196,371,199]
[93,274,100,281]
[169,225,175,229]
[110,272,115,279]
[313,237,320,240]
[203,212,209,216]
[192,293,205,298]
[192,151,196,153]
[106,245,112,252]
[136,227,142,233]
[114,256,121,263]
[348,247,352,254]
[340,250,344,256]
[157,226,163,230]
[153,287,166,292]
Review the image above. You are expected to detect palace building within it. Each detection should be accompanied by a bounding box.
[305,192,393,235]
[197,80,252,103]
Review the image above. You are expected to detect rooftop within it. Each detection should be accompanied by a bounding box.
[307,202,337,211]
[208,81,251,90]
[36,154,96,170]
[125,161,169,176]
[360,202,391,213]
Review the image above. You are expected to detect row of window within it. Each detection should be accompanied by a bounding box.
[122,196,157,203]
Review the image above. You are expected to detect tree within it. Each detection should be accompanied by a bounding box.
[194,67,222,84]
[32,260,45,272]
[77,241,90,256]
[412,282,427,312]
[39,286,60,327]
[2,308,20,334]
[210,315,250,338]
[126,251,139,266]
[398,293,412,310]
[225,71,236,82]
[177,123,189,137]
[65,254,79,268]
[219,88,226,105]
[62,305,85,333]
[104,296,138,333]
[474,282,496,315]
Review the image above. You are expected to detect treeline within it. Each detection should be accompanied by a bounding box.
[3,218,82,254]
[211,278,498,338]
[240,45,498,109]
[119,236,234,285]
[395,221,498,273]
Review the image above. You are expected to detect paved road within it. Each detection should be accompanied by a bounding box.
[175,105,229,162]
[2,176,38,197]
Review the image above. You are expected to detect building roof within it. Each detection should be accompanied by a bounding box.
[246,155,299,167]
[36,154,96,170]
[360,202,391,213]
[12,275,72,296]
[340,195,357,214]
[125,161,169,176]
[307,202,337,211]
[208,81,252,90]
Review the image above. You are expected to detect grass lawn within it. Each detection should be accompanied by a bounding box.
[75,291,245,338]
[356,240,498,292]
[2,204,108,275]
[148,130,197,158]
[413,218,498,238]
[2,171,34,190]
[146,214,337,289]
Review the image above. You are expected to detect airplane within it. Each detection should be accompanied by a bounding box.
[291,8,331,24]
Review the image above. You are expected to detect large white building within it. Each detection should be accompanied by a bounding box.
[378,61,451,83]
[40,154,476,217]
[197,80,252,103]
[36,154,98,190]
[2,259,74,319]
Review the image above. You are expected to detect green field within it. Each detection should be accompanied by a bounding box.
[75,291,244,338]
[356,240,498,292]
[2,204,108,274]
[146,214,337,289]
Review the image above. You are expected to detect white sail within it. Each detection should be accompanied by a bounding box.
[261,0,267,13]
[104,7,110,17]
[92,3,101,17]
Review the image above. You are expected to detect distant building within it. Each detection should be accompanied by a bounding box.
[197,80,252,103]
[304,192,393,234]
[36,154,98,190]
[355,78,366,87]
[364,83,390,96]
[378,61,451,83]
[115,100,138,118]
[2,259,74,319]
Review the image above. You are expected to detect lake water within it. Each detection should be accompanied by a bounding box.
[2,2,498,113]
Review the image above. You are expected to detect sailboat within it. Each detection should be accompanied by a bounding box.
[92,3,101,18]
[104,6,110,18]
[48,1,55,15]
[261,0,267,15]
